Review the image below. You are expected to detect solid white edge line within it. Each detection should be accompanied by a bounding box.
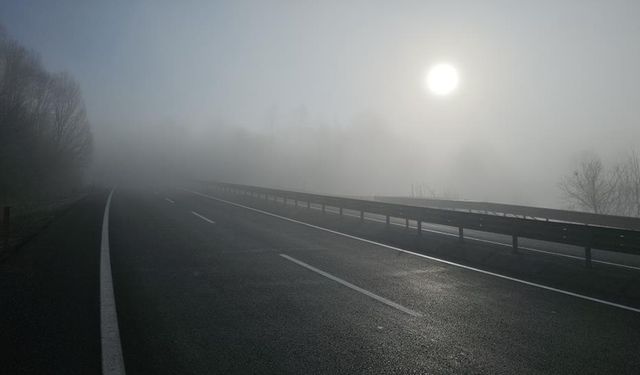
[191,211,216,224]
[100,189,126,375]
[165,197,175,204]
[184,188,640,314]
[280,254,422,317]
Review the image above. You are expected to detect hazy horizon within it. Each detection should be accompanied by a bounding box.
[3,1,640,208]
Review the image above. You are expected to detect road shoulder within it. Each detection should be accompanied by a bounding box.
[0,191,106,374]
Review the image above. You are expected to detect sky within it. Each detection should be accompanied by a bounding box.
[2,1,640,206]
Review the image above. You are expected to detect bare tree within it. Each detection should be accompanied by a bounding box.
[559,153,617,214]
[0,37,47,201]
[0,27,92,202]
[613,150,640,217]
[49,72,92,167]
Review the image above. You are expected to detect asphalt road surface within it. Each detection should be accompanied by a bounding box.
[2,188,640,374]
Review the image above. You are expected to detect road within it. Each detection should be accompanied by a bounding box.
[2,188,640,374]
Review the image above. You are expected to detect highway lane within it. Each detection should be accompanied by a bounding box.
[108,189,640,374]
[201,188,640,307]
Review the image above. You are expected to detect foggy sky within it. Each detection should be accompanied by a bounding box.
[2,1,640,207]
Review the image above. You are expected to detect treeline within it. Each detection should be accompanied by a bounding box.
[0,26,92,203]
[560,151,640,217]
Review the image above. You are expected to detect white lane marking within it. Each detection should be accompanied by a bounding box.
[184,189,640,314]
[312,205,640,271]
[165,198,175,204]
[280,254,422,317]
[100,190,126,375]
[191,211,215,224]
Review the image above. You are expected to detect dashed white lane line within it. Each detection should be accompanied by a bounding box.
[280,254,422,317]
[184,189,640,314]
[191,211,216,224]
[100,190,126,375]
[165,197,175,204]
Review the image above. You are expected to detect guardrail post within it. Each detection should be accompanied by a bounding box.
[2,206,10,252]
[339,207,343,219]
[385,215,390,228]
[405,218,409,228]
[417,220,422,236]
[512,235,518,253]
[585,247,592,268]
[458,226,464,241]
[360,210,364,222]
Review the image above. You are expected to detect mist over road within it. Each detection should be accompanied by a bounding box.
[3,2,640,373]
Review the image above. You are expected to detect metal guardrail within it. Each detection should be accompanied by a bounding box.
[200,181,640,267]
[375,196,640,231]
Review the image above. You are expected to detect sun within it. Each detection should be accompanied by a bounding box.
[425,63,459,96]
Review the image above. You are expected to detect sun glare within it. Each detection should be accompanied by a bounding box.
[426,63,459,96]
